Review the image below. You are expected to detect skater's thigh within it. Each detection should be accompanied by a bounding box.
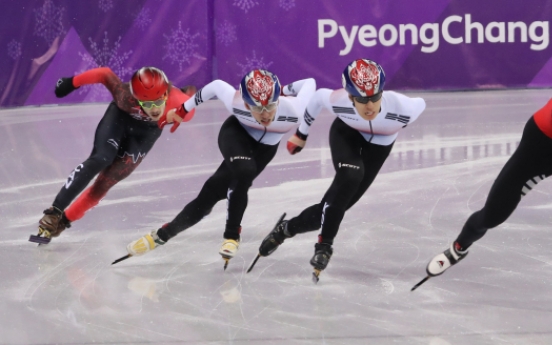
[218,116,255,160]
[119,119,162,159]
[91,103,127,155]
[329,118,365,170]
[483,140,552,219]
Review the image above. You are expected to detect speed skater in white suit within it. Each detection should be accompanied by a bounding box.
[114,70,316,269]
[249,59,426,282]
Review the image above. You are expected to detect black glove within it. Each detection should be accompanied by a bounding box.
[55,77,78,98]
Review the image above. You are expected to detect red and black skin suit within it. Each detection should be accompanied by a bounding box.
[47,67,195,231]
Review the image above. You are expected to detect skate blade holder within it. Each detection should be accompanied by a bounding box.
[29,234,51,245]
[312,269,322,284]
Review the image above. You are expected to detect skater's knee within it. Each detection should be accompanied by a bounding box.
[230,161,257,183]
[99,157,139,182]
[88,179,111,199]
[471,209,504,230]
[336,167,363,187]
[87,152,116,170]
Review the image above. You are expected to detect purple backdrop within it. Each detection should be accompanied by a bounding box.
[1,0,551,107]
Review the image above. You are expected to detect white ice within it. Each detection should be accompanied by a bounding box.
[1,90,552,345]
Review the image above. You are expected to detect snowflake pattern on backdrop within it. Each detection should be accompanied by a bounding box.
[279,0,296,11]
[34,0,65,45]
[78,32,133,101]
[98,0,113,12]
[163,22,201,72]
[7,40,22,60]
[134,7,152,31]
[216,21,237,47]
[233,0,259,13]
[236,51,274,77]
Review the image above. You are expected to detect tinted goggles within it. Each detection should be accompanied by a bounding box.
[354,92,383,104]
[138,98,167,109]
[249,102,278,113]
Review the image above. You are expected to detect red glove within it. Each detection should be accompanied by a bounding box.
[158,104,188,133]
[287,129,308,155]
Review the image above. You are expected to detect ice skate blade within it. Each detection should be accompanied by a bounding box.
[111,254,131,265]
[411,276,430,291]
[312,269,321,284]
[247,254,261,273]
[29,234,51,245]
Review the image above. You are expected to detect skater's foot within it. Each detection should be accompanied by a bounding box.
[127,230,165,257]
[258,213,290,257]
[426,242,468,276]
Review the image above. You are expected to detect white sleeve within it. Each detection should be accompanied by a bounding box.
[183,80,236,112]
[405,97,426,124]
[282,78,317,118]
[281,78,316,97]
[298,88,332,135]
[392,92,426,124]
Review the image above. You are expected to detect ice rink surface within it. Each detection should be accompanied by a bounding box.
[2,89,552,345]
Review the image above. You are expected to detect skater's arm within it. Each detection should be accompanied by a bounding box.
[182,79,236,113]
[72,67,120,89]
[281,78,316,97]
[164,86,196,123]
[73,67,138,112]
[286,88,330,155]
[388,91,426,125]
[160,80,236,132]
[282,78,317,116]
[297,88,332,136]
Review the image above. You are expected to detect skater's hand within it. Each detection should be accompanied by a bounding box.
[287,129,307,155]
[55,77,78,98]
[158,105,186,133]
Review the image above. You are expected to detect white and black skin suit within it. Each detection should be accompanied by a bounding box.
[156,78,316,242]
[285,88,426,244]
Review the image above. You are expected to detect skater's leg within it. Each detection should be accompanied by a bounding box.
[158,116,278,242]
[456,117,552,250]
[425,117,552,278]
[314,118,367,244]
[38,104,126,238]
[287,119,383,239]
[158,161,231,241]
[64,116,162,222]
[286,203,325,235]
[64,155,143,222]
[217,117,278,240]
[345,141,393,210]
[52,103,127,210]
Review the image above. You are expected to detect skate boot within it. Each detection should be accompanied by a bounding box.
[310,242,333,283]
[126,230,165,257]
[30,206,66,244]
[219,238,240,270]
[259,213,291,257]
[112,229,166,265]
[59,213,72,232]
[247,213,287,273]
[426,242,468,277]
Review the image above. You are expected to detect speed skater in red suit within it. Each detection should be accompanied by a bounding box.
[31,66,196,244]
